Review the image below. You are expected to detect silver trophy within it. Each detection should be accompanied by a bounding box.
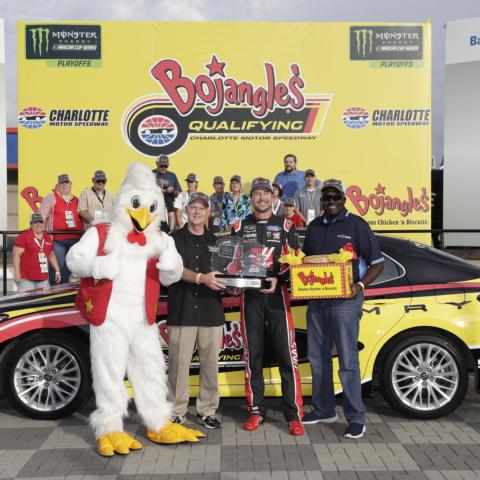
[210,236,269,289]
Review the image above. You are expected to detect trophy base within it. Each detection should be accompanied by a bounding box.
[220,276,268,290]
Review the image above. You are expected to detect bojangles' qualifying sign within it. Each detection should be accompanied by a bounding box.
[18,22,431,235]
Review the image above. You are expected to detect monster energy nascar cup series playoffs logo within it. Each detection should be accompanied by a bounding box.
[350,26,423,61]
[26,24,101,60]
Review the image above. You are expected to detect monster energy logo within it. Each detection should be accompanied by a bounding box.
[29,28,50,56]
[354,29,373,57]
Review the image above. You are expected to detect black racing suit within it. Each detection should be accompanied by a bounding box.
[232,214,303,421]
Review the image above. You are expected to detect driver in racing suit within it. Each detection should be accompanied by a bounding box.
[231,177,304,436]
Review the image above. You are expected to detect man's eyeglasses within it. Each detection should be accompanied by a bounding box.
[321,194,343,202]
[95,180,106,184]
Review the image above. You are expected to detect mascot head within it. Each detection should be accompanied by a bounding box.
[111,163,165,242]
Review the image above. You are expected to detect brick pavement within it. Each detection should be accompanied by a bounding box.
[0,380,478,480]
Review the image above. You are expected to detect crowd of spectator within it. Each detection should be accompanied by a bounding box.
[15,153,321,291]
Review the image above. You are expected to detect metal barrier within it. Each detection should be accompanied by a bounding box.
[2,228,480,296]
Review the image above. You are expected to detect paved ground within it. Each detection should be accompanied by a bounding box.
[0,379,479,480]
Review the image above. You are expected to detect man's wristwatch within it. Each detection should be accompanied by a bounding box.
[357,281,365,291]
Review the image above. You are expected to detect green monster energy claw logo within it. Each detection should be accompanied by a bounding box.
[354,29,373,57]
[30,28,50,56]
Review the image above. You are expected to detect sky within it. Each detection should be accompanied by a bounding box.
[1,0,480,165]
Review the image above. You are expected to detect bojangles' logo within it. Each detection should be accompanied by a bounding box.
[122,55,332,157]
[346,183,430,217]
[297,271,335,286]
[150,55,306,119]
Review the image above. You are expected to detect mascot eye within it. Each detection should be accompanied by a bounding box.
[131,196,141,209]
[149,201,158,213]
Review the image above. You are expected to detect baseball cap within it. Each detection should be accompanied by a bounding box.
[250,177,273,194]
[185,173,198,182]
[188,192,209,207]
[93,170,107,181]
[305,169,316,177]
[30,212,44,224]
[283,197,296,207]
[57,173,71,183]
[321,178,345,194]
[230,175,242,183]
[272,182,283,196]
[156,154,169,166]
[213,175,224,184]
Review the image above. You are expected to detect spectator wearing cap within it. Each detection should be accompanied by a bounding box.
[78,170,114,229]
[283,198,304,228]
[221,175,251,231]
[209,176,225,233]
[39,174,81,284]
[174,173,199,228]
[301,179,384,439]
[168,192,226,429]
[294,169,322,225]
[272,183,285,217]
[13,212,61,292]
[152,154,182,232]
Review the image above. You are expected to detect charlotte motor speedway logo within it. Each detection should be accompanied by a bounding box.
[343,107,430,129]
[122,55,332,156]
[18,107,48,129]
[18,107,110,128]
[342,107,369,129]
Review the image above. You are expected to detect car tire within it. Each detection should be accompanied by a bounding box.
[379,333,468,419]
[2,332,91,420]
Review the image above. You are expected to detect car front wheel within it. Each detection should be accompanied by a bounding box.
[2,333,91,420]
[379,333,468,419]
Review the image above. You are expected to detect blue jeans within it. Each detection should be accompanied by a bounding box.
[17,279,49,292]
[50,238,79,284]
[307,294,366,424]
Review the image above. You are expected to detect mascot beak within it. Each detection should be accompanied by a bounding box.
[127,207,153,232]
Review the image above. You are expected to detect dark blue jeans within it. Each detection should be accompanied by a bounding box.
[307,294,366,424]
[50,238,79,284]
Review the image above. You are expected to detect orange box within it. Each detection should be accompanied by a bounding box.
[290,262,353,300]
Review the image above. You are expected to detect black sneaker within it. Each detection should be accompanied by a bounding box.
[197,413,222,429]
[171,415,186,425]
[344,423,366,439]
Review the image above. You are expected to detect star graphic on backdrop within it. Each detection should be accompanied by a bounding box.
[375,183,385,195]
[205,55,226,77]
[85,299,94,313]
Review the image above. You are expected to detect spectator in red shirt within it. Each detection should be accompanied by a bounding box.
[283,198,304,228]
[39,173,81,284]
[13,212,61,292]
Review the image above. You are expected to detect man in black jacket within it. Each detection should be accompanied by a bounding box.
[167,192,226,429]
[231,177,304,436]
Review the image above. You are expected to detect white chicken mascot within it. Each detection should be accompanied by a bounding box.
[66,163,204,456]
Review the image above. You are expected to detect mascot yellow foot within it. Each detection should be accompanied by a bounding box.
[97,431,143,456]
[147,421,206,444]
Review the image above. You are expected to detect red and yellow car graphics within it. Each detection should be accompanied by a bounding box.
[0,235,479,420]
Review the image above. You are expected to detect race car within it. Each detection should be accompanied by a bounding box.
[0,235,479,421]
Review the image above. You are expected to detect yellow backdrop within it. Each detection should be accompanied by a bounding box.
[17,21,431,234]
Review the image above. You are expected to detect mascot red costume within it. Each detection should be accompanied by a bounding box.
[67,164,204,456]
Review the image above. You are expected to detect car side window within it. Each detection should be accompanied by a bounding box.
[370,254,405,285]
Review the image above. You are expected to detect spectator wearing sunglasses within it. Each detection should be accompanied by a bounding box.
[78,170,114,229]
[301,179,384,440]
